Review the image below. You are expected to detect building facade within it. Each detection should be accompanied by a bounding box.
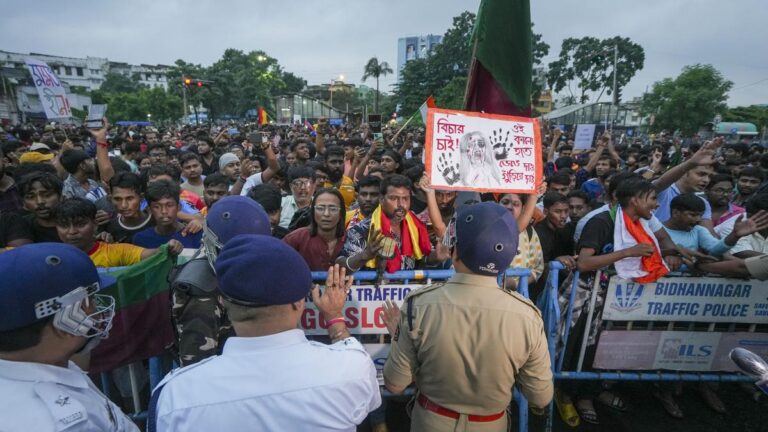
[396,34,442,82]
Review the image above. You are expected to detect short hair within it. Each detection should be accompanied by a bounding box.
[310,188,346,238]
[289,139,310,152]
[288,166,315,182]
[325,145,344,159]
[55,197,96,225]
[707,173,734,189]
[380,174,411,195]
[247,184,282,213]
[179,152,201,166]
[145,179,180,204]
[608,172,639,200]
[109,171,144,196]
[542,192,568,209]
[559,144,573,152]
[147,142,168,155]
[746,193,768,216]
[144,164,181,183]
[738,166,765,182]
[554,156,573,171]
[567,190,589,203]
[549,172,571,187]
[124,141,141,155]
[345,138,363,148]
[203,173,229,189]
[59,150,90,174]
[0,316,53,352]
[671,193,706,213]
[17,171,63,196]
[616,177,656,208]
[110,157,132,174]
[13,162,58,183]
[356,175,381,192]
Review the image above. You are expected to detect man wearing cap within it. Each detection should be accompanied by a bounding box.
[19,143,55,165]
[152,237,381,431]
[170,195,272,366]
[0,243,139,431]
[383,202,553,431]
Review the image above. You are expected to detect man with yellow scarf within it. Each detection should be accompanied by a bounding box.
[338,174,450,272]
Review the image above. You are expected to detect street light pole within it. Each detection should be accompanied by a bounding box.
[611,44,618,131]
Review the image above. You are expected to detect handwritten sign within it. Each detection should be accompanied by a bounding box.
[425,108,542,193]
[300,284,414,335]
[25,58,71,119]
[573,124,596,151]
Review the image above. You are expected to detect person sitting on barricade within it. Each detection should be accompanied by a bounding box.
[151,237,381,431]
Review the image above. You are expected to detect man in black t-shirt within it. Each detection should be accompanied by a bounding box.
[0,211,32,249]
[19,171,63,243]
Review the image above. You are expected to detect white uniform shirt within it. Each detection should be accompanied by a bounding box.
[0,359,139,432]
[154,329,381,432]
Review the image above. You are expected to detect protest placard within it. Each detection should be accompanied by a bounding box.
[25,58,71,120]
[573,124,596,150]
[425,107,542,193]
[300,284,415,335]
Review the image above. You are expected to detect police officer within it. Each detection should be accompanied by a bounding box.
[170,195,271,366]
[0,243,139,431]
[151,235,381,431]
[383,202,554,432]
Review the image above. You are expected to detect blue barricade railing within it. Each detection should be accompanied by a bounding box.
[98,267,534,431]
[539,261,759,432]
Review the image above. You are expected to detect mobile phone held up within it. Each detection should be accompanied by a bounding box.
[86,104,107,129]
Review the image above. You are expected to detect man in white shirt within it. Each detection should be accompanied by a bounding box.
[151,235,381,432]
[0,243,138,432]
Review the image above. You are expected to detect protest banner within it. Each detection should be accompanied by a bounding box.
[603,276,768,324]
[425,107,542,193]
[573,124,596,150]
[300,284,415,335]
[594,330,768,372]
[24,58,71,119]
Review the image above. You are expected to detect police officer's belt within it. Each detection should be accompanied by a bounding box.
[417,394,505,422]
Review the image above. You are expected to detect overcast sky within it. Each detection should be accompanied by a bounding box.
[2,0,766,107]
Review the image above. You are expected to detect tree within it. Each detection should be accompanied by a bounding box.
[724,105,768,133]
[437,76,468,110]
[532,24,550,66]
[547,36,644,103]
[282,72,306,93]
[641,64,733,135]
[362,57,393,113]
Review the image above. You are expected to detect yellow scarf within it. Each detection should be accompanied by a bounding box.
[365,205,426,271]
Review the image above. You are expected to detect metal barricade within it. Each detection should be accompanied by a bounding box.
[540,261,762,431]
[98,267,535,431]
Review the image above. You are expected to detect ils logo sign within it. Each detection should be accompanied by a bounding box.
[660,338,713,360]
[609,282,644,313]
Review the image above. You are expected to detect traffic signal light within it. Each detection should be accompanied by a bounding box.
[184,78,192,86]
[183,77,210,88]
[197,80,203,87]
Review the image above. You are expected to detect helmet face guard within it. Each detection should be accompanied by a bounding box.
[48,283,115,340]
[202,223,225,272]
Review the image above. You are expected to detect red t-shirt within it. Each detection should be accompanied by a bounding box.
[283,227,345,271]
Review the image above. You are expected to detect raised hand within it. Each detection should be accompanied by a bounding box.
[437,152,460,185]
[490,128,511,160]
[311,264,354,319]
[732,211,768,238]
[379,300,401,337]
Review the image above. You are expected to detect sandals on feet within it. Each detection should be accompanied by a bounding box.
[555,392,581,427]
[653,391,683,419]
[575,399,600,425]
[597,390,627,412]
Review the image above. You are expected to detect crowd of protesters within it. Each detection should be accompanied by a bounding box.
[2,116,768,430]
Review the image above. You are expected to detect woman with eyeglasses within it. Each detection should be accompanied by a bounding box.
[283,188,347,271]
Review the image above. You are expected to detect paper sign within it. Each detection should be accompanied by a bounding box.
[425,108,542,193]
[603,276,768,324]
[25,58,71,119]
[300,284,416,335]
[594,330,768,372]
[573,124,596,150]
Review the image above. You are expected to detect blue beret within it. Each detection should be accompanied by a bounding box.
[455,202,519,276]
[207,196,270,243]
[215,234,312,306]
[0,243,116,331]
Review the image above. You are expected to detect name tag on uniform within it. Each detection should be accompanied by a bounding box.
[34,382,87,430]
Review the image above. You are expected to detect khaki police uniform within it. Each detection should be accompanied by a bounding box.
[383,272,553,432]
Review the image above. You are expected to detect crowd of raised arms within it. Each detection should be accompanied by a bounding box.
[2,117,768,430]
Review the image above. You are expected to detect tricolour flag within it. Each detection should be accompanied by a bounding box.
[418,96,436,124]
[257,106,269,126]
[464,0,533,117]
[304,119,315,132]
[90,246,175,374]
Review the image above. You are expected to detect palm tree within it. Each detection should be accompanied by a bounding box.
[362,57,393,113]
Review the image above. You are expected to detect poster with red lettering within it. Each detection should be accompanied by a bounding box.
[425,107,542,193]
